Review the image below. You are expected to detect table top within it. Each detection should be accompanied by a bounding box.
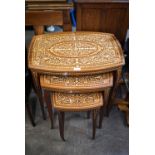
[26,0,66,2]
[76,0,129,3]
[28,32,125,75]
[40,73,113,92]
[52,92,103,111]
[26,2,73,11]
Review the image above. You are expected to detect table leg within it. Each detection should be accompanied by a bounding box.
[44,90,54,129]
[98,105,104,128]
[31,71,46,120]
[92,109,98,140]
[103,88,111,117]
[98,88,110,128]
[106,68,122,116]
[63,10,72,31]
[26,103,36,127]
[33,25,44,35]
[58,111,65,141]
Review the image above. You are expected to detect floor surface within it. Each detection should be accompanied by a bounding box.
[25,91,129,155]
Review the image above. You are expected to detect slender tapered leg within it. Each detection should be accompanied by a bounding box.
[99,89,111,128]
[106,88,114,117]
[58,111,65,141]
[31,71,46,120]
[92,109,98,139]
[104,88,110,117]
[38,94,46,120]
[107,68,122,116]
[33,25,44,35]
[26,103,36,127]
[63,10,72,31]
[99,106,104,128]
[44,90,54,129]
[98,91,105,128]
[87,111,91,119]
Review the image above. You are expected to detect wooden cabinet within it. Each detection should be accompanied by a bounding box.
[76,0,129,45]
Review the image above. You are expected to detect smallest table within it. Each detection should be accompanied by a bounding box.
[52,92,103,140]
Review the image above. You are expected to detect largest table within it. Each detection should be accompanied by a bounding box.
[28,31,125,115]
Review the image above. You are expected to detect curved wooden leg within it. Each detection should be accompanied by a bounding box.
[31,71,46,120]
[92,109,98,140]
[26,103,36,127]
[38,93,46,120]
[99,105,104,128]
[44,90,54,129]
[104,88,110,117]
[99,89,111,128]
[58,111,65,141]
[107,68,122,116]
[63,10,72,31]
[33,25,44,35]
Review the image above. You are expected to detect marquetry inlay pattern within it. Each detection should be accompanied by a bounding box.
[28,32,125,73]
[52,92,103,111]
[40,73,113,92]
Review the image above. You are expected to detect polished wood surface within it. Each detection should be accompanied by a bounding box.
[26,0,66,2]
[41,71,113,129]
[25,0,73,33]
[40,73,113,93]
[76,0,129,45]
[31,71,46,120]
[92,109,98,139]
[44,90,54,128]
[26,3,73,10]
[77,0,128,2]
[52,92,103,111]
[28,32,124,126]
[58,111,65,141]
[26,11,63,26]
[41,72,112,129]
[33,25,44,35]
[52,92,102,140]
[28,32,125,74]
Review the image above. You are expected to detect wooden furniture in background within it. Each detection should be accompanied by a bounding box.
[52,92,103,140]
[75,0,129,45]
[25,0,73,34]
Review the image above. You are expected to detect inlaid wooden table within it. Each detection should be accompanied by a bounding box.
[40,72,113,128]
[52,92,103,140]
[40,73,113,93]
[28,31,125,119]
